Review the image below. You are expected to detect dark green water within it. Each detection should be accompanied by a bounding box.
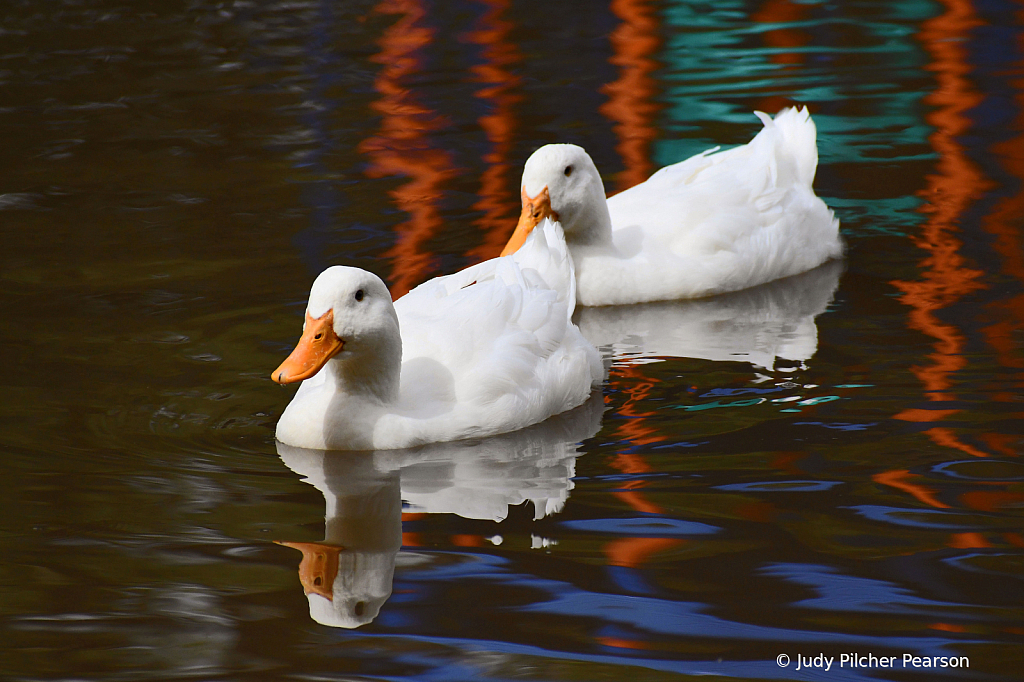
[1,0,1022,679]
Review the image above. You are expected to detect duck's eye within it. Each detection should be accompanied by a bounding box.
[354,289,364,302]
[564,165,573,177]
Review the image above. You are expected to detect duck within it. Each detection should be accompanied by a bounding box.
[501,107,843,306]
[272,218,602,451]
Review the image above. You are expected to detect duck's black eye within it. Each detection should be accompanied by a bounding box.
[354,289,364,302]
[564,165,574,177]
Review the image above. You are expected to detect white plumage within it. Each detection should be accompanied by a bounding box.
[507,107,843,306]
[273,219,602,451]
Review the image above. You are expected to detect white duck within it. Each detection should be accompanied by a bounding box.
[501,107,843,306]
[272,219,602,451]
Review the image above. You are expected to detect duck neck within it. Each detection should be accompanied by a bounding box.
[566,182,614,248]
[323,340,402,406]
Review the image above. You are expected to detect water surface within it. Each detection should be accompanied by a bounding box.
[1,0,1022,679]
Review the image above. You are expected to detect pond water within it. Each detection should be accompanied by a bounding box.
[1,0,1022,679]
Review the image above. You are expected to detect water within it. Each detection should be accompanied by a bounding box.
[2,0,1022,679]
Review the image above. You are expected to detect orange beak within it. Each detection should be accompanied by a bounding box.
[500,186,558,257]
[272,309,345,384]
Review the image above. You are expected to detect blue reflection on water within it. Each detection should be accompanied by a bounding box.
[377,551,975,677]
[352,631,886,681]
[520,590,966,649]
[931,459,1024,481]
[846,505,979,530]
[794,421,879,431]
[605,565,659,597]
[761,563,974,615]
[716,480,843,492]
[558,516,719,536]
[701,386,784,398]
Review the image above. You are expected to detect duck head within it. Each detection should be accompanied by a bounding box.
[501,144,613,256]
[273,266,402,403]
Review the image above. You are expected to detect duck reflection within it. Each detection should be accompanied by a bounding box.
[276,449,400,629]
[575,259,842,369]
[276,391,604,628]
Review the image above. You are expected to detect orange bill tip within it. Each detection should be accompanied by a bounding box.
[500,185,557,257]
[272,309,344,384]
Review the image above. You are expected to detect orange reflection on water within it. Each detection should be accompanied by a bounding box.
[610,453,661,515]
[752,0,810,66]
[891,0,990,458]
[1005,533,1024,548]
[948,532,992,549]
[979,433,1020,457]
[600,0,661,193]
[923,426,989,458]
[611,367,663,448]
[605,536,685,568]
[599,365,682,649]
[401,511,427,547]
[451,534,484,547]
[873,469,949,509]
[463,0,524,261]
[872,470,1023,551]
[595,635,654,650]
[598,0,666,536]
[960,490,1024,513]
[361,0,455,298]
[603,364,685,567]
[978,3,1024,416]
[873,469,1024,551]
[751,0,810,113]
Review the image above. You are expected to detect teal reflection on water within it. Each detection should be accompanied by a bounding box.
[655,0,938,239]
